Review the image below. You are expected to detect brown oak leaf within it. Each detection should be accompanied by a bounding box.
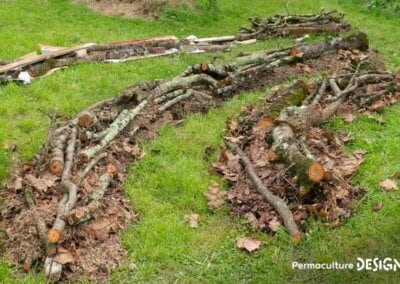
[236,238,261,253]
[184,214,199,228]
[380,179,398,191]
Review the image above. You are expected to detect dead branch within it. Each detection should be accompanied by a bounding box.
[154,89,185,104]
[80,100,148,162]
[48,127,78,244]
[67,165,116,225]
[154,74,219,97]
[158,90,194,111]
[76,152,108,186]
[34,109,58,176]
[226,141,301,242]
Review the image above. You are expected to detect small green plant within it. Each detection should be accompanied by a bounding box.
[366,0,400,13]
[207,0,219,11]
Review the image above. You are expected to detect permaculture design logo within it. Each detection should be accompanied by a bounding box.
[292,258,400,271]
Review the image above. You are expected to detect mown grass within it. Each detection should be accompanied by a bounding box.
[0,0,399,283]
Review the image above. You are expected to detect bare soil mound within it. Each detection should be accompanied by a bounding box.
[75,0,193,19]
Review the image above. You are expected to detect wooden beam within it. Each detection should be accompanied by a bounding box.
[0,43,95,74]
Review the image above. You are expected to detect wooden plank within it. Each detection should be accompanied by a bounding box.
[39,44,66,55]
[16,51,39,61]
[108,35,178,44]
[190,35,236,44]
[0,43,96,74]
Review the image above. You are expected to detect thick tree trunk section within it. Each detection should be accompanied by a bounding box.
[87,36,179,52]
[267,80,309,118]
[272,123,325,188]
[296,32,369,60]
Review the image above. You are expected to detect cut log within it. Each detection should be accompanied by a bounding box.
[182,44,231,53]
[186,35,236,44]
[154,89,185,104]
[78,111,98,129]
[155,74,218,97]
[44,257,63,281]
[272,122,325,187]
[87,35,179,52]
[49,127,71,175]
[296,32,369,60]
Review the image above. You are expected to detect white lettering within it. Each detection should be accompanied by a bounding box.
[357,258,365,271]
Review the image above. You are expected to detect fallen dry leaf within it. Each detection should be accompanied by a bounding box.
[184,214,199,228]
[365,112,385,124]
[13,177,23,191]
[296,63,311,73]
[380,179,398,191]
[25,174,55,192]
[268,217,281,232]
[342,112,356,123]
[236,238,261,253]
[253,117,275,134]
[373,201,383,212]
[122,141,133,153]
[204,181,227,210]
[54,252,74,264]
[2,141,17,151]
[131,144,141,158]
[226,120,238,132]
[370,99,386,111]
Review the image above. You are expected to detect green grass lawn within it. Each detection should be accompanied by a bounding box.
[0,0,400,283]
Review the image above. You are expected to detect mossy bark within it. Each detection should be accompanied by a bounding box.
[267,80,309,119]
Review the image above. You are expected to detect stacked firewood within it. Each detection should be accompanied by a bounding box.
[1,33,371,281]
[238,9,350,40]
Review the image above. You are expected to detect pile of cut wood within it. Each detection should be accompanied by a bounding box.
[238,9,350,40]
[214,55,400,241]
[0,33,369,281]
